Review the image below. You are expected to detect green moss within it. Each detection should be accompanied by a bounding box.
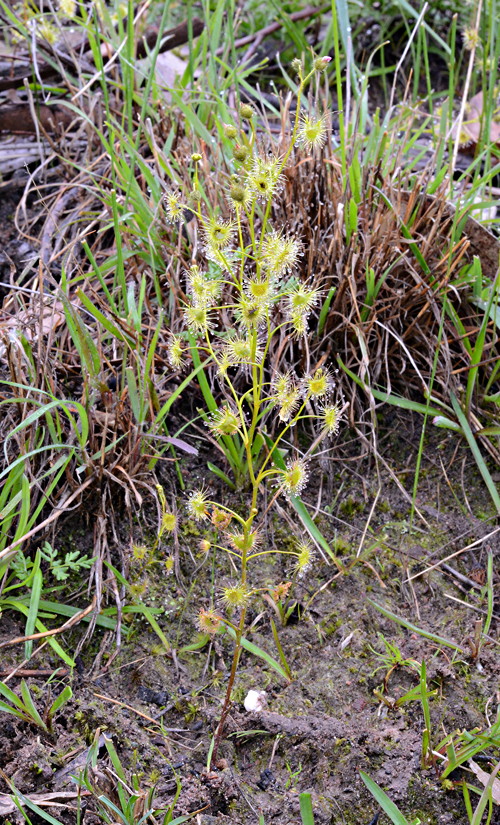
[334,738,351,757]
[320,614,342,636]
[331,536,351,554]
[340,497,364,517]
[147,768,161,784]
[231,684,247,704]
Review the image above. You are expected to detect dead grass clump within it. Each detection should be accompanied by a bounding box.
[270,146,499,444]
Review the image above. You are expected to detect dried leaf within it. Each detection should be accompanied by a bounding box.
[453,91,500,148]
[154,52,188,100]
[0,791,86,816]
[469,759,500,804]
[0,301,64,343]
[164,435,198,455]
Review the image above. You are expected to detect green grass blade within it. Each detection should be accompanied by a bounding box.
[104,737,127,781]
[360,771,413,825]
[20,681,47,731]
[75,289,136,346]
[0,446,70,484]
[224,626,291,682]
[96,796,126,823]
[337,356,443,416]
[450,393,500,513]
[81,241,117,309]
[207,462,236,491]
[25,553,42,661]
[299,792,315,825]
[483,551,494,639]
[28,452,75,527]
[432,416,463,433]
[59,292,101,377]
[394,0,450,56]
[9,787,67,825]
[270,617,292,681]
[153,360,208,431]
[48,685,73,721]
[465,258,497,412]
[15,599,126,635]
[0,680,28,712]
[110,189,128,311]
[3,398,88,455]
[12,472,30,551]
[471,763,500,825]
[0,701,31,723]
[104,561,170,652]
[125,366,144,425]
[263,433,338,562]
[368,600,465,653]
[372,187,430,274]
[1,602,75,666]
[317,287,336,336]
[289,496,338,564]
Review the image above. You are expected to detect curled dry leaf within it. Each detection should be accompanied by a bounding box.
[0,301,64,358]
[452,90,500,150]
[468,759,500,804]
[0,791,88,817]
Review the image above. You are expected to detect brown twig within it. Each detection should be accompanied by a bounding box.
[0,598,96,649]
[93,692,160,725]
[0,475,96,563]
[215,5,328,58]
[405,526,500,583]
[0,669,70,677]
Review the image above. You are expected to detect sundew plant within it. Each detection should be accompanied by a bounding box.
[164,57,343,756]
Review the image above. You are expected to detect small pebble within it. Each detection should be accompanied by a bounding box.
[244,689,267,712]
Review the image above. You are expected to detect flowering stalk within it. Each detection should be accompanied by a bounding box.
[164,57,341,761]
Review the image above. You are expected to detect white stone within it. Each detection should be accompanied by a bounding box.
[244,690,267,712]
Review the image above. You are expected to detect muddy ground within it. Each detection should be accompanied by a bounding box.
[0,326,499,825]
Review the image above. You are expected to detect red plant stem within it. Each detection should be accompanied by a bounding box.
[212,604,248,763]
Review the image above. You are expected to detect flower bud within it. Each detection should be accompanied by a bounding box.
[161,511,177,532]
[224,124,238,139]
[240,103,254,120]
[291,58,302,74]
[198,608,222,635]
[233,145,249,163]
[191,153,202,162]
[229,183,247,203]
[188,186,202,206]
[314,55,332,71]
